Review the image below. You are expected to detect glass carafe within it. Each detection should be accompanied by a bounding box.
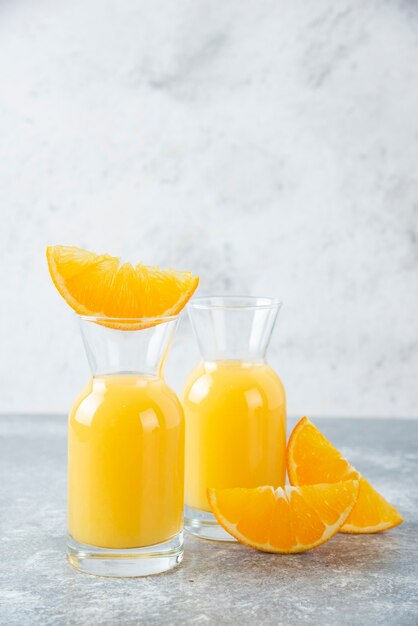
[67,315,184,577]
[182,297,286,541]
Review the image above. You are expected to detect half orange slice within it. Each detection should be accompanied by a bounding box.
[208,481,359,553]
[46,245,199,323]
[287,417,403,533]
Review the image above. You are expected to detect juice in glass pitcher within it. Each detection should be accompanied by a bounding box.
[46,244,199,577]
[182,297,286,540]
[67,316,185,576]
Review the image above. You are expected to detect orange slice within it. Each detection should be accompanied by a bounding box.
[46,245,199,325]
[287,417,403,533]
[208,481,359,553]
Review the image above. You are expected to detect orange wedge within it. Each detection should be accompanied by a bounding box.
[46,245,199,325]
[208,481,359,553]
[287,417,403,533]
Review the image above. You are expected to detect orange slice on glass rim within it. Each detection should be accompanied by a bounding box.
[46,245,199,328]
[287,417,403,533]
[208,481,359,553]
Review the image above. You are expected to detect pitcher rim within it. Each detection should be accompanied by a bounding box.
[77,313,180,324]
[188,295,283,311]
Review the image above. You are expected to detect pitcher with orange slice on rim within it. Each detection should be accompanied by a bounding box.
[46,245,198,577]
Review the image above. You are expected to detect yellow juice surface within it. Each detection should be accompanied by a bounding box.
[68,375,184,549]
[183,361,286,512]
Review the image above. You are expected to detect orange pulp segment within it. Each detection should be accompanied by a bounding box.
[208,481,359,553]
[287,417,403,533]
[46,245,199,323]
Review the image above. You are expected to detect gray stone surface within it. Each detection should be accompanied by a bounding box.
[0,416,417,625]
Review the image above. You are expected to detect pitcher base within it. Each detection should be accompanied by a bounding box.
[67,531,184,577]
[185,505,236,542]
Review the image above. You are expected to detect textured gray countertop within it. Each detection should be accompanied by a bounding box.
[0,416,417,625]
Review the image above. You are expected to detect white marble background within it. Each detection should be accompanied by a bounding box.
[0,0,417,417]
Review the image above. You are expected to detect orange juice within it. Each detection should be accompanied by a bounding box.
[68,374,184,549]
[183,360,286,512]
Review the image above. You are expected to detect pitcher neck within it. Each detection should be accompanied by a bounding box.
[78,315,179,378]
[188,296,282,362]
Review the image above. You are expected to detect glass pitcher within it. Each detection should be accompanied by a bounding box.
[182,297,286,540]
[67,315,184,577]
